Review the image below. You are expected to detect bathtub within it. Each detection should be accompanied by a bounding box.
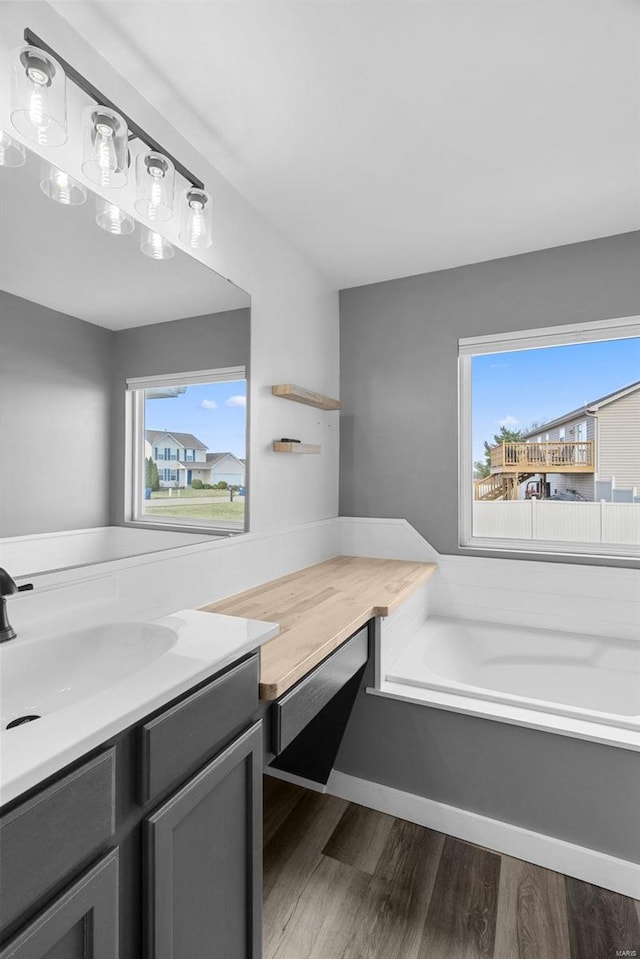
[0,526,215,578]
[384,616,640,746]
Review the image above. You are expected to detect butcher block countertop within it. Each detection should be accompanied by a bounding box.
[200,555,437,700]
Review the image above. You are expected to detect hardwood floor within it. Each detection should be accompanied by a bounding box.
[263,777,640,959]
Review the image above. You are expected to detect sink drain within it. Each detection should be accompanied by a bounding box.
[6,715,41,729]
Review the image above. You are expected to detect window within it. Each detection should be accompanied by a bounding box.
[459,316,640,558]
[126,367,248,533]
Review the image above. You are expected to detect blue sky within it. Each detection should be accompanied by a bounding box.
[472,338,640,462]
[146,381,247,458]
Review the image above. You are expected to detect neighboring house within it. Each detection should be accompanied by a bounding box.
[206,452,246,487]
[476,381,640,501]
[144,431,246,488]
[145,430,210,488]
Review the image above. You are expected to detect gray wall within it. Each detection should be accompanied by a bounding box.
[0,291,113,536]
[339,231,640,563]
[335,664,640,862]
[110,309,250,524]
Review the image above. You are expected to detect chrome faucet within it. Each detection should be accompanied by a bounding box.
[0,568,33,643]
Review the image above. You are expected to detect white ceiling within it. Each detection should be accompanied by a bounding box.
[54,0,639,288]
[0,148,250,329]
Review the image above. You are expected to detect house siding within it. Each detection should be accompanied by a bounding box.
[538,414,596,445]
[596,389,640,490]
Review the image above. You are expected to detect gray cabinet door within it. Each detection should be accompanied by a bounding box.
[145,721,262,959]
[0,850,118,959]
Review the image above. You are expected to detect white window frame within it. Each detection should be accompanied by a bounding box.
[459,315,640,559]
[125,366,248,534]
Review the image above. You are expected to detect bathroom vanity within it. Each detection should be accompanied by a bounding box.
[0,652,264,958]
[0,604,278,958]
[0,555,436,957]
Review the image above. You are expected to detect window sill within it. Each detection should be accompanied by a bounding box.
[125,518,246,538]
[459,536,639,565]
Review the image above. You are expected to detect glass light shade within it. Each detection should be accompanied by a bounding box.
[10,46,67,147]
[135,150,175,221]
[40,164,86,205]
[82,106,129,188]
[96,197,134,235]
[140,229,174,260]
[0,132,26,167]
[178,188,213,249]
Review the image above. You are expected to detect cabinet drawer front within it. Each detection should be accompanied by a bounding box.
[0,750,116,936]
[272,626,369,754]
[139,654,259,804]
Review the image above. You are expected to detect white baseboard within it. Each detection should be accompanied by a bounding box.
[327,770,640,899]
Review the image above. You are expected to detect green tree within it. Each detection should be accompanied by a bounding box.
[144,456,160,492]
[474,426,524,478]
[144,456,154,489]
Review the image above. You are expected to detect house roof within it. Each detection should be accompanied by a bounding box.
[521,380,640,438]
[145,430,208,450]
[206,452,244,467]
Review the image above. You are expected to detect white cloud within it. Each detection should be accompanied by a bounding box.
[200,399,217,410]
[498,415,520,429]
[225,395,246,408]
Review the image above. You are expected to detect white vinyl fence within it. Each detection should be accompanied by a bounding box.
[473,500,640,546]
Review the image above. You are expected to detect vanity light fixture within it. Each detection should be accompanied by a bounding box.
[140,228,175,260]
[40,163,86,205]
[82,106,129,189]
[0,132,26,167]
[179,188,213,249]
[6,29,213,258]
[10,45,67,146]
[95,196,134,235]
[135,151,175,222]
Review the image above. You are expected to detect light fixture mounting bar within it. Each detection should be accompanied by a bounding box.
[23,27,205,190]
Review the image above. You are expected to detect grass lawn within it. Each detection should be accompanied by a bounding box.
[150,489,231,500]
[144,502,245,522]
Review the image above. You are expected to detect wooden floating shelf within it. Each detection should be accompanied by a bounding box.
[271,384,341,411]
[273,442,321,454]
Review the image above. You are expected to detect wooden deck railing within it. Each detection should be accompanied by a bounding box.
[490,441,594,472]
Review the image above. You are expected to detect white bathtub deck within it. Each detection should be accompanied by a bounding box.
[379,616,640,751]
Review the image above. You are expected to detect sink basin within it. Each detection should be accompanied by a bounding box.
[0,608,279,807]
[0,622,177,730]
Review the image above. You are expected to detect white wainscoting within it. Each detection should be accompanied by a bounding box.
[432,553,639,642]
[8,518,342,640]
[338,516,440,561]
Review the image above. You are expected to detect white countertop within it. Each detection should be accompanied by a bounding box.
[0,609,278,807]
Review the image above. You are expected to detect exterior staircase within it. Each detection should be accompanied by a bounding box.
[474,473,534,501]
